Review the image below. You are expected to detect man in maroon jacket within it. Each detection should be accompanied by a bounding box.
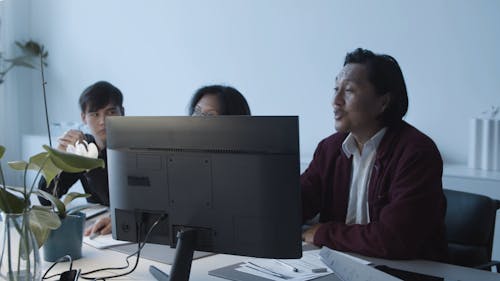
[301,48,447,261]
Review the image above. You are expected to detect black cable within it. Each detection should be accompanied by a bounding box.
[78,213,166,280]
[42,255,73,280]
[78,225,141,280]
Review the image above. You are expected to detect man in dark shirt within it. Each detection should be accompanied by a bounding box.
[301,48,447,261]
[39,81,124,234]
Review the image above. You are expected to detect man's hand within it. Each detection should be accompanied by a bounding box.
[84,216,112,236]
[302,223,323,244]
[57,129,86,152]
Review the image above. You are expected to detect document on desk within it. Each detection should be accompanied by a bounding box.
[209,249,333,281]
[83,234,134,249]
[319,247,402,281]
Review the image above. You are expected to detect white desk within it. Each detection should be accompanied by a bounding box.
[41,243,500,281]
[42,244,250,280]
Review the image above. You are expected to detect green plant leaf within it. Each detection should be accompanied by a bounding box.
[0,188,26,213]
[9,153,46,172]
[63,192,91,206]
[4,186,32,205]
[37,189,66,218]
[29,152,61,187]
[4,56,36,69]
[29,219,51,248]
[4,186,31,207]
[7,152,62,187]
[66,203,99,216]
[4,185,24,193]
[17,40,43,56]
[12,60,36,69]
[8,160,29,170]
[31,206,61,229]
[0,145,5,159]
[15,41,24,50]
[30,206,61,247]
[43,145,105,173]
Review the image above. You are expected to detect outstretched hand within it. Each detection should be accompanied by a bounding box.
[302,223,322,244]
[84,216,112,236]
[57,129,86,152]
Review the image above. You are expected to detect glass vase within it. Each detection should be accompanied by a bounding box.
[0,212,41,281]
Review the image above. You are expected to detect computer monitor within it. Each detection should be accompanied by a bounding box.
[106,116,302,280]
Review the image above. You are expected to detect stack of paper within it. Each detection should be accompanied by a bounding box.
[235,250,332,281]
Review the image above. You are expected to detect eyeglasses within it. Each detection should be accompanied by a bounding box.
[191,108,218,117]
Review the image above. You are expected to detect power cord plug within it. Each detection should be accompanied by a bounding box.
[59,268,81,281]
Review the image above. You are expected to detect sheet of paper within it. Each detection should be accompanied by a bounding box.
[235,249,332,281]
[83,234,134,249]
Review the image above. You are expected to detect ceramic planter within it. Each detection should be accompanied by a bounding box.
[42,212,85,262]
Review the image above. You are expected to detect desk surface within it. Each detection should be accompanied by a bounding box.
[42,243,500,281]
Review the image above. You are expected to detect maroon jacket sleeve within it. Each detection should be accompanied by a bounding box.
[301,134,346,223]
[301,139,327,222]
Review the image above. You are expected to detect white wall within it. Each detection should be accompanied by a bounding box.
[1,0,33,184]
[3,0,500,166]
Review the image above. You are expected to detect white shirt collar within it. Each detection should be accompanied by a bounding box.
[342,127,388,158]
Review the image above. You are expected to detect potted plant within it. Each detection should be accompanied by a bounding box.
[1,40,53,149]
[37,148,105,263]
[0,144,104,280]
[1,39,99,279]
[0,40,48,85]
[37,190,95,262]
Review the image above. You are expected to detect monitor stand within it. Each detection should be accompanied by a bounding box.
[148,229,197,281]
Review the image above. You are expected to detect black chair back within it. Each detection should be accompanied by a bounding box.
[444,189,500,269]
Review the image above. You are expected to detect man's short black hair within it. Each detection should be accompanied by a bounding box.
[344,48,408,125]
[188,85,251,116]
[79,81,124,113]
